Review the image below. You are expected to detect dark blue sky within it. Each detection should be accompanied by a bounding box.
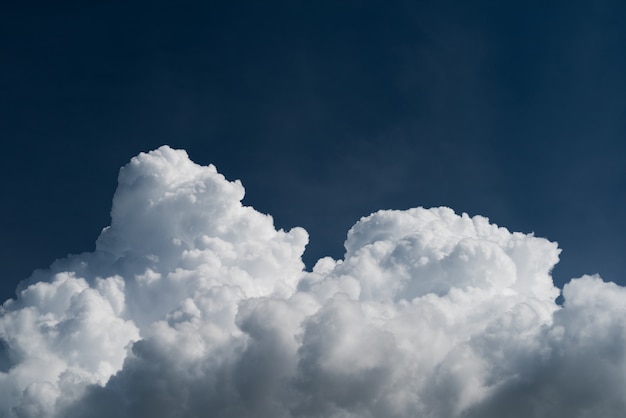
[1,0,625,302]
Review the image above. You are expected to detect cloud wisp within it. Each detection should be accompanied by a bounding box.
[1,146,624,417]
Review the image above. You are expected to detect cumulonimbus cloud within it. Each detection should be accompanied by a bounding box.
[1,146,624,417]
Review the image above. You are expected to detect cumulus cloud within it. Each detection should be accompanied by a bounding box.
[1,146,624,417]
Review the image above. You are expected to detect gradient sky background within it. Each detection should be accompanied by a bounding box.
[1,0,625,303]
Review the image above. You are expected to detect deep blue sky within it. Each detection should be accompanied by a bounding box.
[1,0,625,302]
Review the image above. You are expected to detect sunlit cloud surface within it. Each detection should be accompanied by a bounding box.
[1,146,624,417]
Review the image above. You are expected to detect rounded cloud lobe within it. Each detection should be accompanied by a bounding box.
[1,146,624,417]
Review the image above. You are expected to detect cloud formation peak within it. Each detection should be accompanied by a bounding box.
[1,146,624,417]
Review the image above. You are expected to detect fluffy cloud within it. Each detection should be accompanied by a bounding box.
[1,146,624,417]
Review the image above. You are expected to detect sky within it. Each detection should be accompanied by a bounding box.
[0,1,626,416]
[2,0,626,301]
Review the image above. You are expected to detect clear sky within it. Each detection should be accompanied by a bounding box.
[2,0,625,302]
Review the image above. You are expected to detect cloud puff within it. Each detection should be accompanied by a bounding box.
[1,146,624,417]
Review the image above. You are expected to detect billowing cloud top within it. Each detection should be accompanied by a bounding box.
[1,146,624,417]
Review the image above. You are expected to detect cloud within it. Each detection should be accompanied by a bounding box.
[1,146,624,417]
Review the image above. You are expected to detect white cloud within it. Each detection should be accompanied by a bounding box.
[1,146,624,417]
